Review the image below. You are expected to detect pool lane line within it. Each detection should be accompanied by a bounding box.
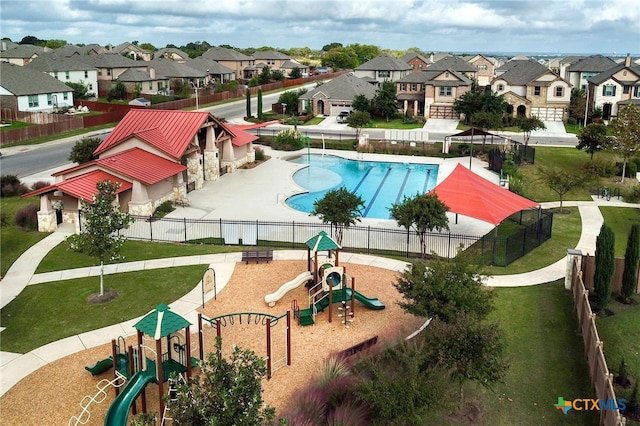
[363,167,393,217]
[352,165,374,193]
[395,168,412,205]
[422,169,432,194]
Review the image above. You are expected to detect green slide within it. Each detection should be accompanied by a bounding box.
[344,288,385,310]
[104,370,156,426]
[85,357,113,375]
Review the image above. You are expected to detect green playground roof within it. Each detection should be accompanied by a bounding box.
[305,230,341,252]
[134,303,191,340]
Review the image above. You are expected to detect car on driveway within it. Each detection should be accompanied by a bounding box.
[336,110,351,123]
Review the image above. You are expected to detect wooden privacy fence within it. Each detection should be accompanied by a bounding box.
[581,255,640,295]
[569,259,626,426]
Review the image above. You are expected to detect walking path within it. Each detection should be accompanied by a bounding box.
[1,193,638,396]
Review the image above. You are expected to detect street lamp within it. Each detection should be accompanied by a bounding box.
[190,81,199,110]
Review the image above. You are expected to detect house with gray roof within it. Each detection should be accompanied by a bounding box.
[566,55,619,91]
[354,54,411,84]
[155,48,190,62]
[26,54,98,98]
[299,74,377,116]
[0,44,51,66]
[79,44,108,56]
[82,53,147,97]
[110,42,152,61]
[428,56,478,81]
[492,59,572,121]
[0,62,74,112]
[587,54,640,120]
[202,47,256,80]
[401,52,431,72]
[396,69,472,118]
[189,57,235,85]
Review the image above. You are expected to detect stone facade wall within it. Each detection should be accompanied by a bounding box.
[186,156,204,190]
[204,150,220,181]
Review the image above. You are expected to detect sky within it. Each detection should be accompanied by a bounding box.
[1,0,639,56]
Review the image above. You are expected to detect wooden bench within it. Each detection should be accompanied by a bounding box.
[241,250,273,264]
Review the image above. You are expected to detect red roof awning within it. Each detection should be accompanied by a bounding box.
[24,170,132,202]
[431,164,538,225]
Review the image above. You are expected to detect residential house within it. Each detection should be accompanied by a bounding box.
[396,69,472,118]
[27,109,259,232]
[189,57,235,86]
[115,67,170,96]
[566,55,618,91]
[26,54,99,98]
[354,54,411,85]
[0,62,74,111]
[147,58,206,90]
[110,42,152,61]
[0,44,51,65]
[155,48,190,62]
[82,53,148,97]
[587,54,640,120]
[253,50,290,69]
[492,59,572,121]
[465,54,496,86]
[400,52,431,72]
[202,47,257,80]
[0,40,18,52]
[298,73,377,116]
[79,44,109,56]
[428,56,478,82]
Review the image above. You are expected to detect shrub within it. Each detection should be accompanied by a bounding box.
[581,158,618,178]
[273,129,304,151]
[594,223,615,310]
[30,181,50,191]
[616,161,638,178]
[14,204,39,230]
[153,200,174,218]
[508,172,525,195]
[623,184,640,203]
[1,174,30,197]
[567,117,577,125]
[254,147,265,161]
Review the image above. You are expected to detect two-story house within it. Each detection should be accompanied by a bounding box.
[465,54,496,86]
[565,55,618,91]
[0,44,51,65]
[202,47,257,80]
[110,42,152,61]
[155,47,190,63]
[354,54,411,85]
[587,55,640,120]
[428,56,478,82]
[26,54,99,99]
[82,53,148,97]
[396,69,472,118]
[492,59,572,121]
[400,52,431,72]
[299,73,377,116]
[0,62,74,112]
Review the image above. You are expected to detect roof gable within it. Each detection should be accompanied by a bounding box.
[0,62,74,95]
[429,56,477,73]
[355,54,412,71]
[96,148,187,184]
[26,170,132,202]
[567,55,618,73]
[300,74,377,101]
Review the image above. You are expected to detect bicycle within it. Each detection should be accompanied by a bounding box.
[602,187,611,201]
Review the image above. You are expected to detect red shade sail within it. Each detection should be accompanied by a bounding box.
[431,164,539,225]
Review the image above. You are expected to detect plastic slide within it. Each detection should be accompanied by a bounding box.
[85,357,113,375]
[104,370,156,426]
[344,288,385,310]
[264,271,313,307]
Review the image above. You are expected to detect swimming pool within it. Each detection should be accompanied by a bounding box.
[285,154,439,219]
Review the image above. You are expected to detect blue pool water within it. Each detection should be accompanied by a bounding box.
[286,154,439,219]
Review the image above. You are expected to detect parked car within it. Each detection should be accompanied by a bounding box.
[336,110,351,123]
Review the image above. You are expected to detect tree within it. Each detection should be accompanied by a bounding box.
[594,223,615,310]
[621,224,640,302]
[537,166,591,213]
[454,80,507,124]
[350,43,382,64]
[271,69,285,82]
[321,46,359,70]
[258,66,271,84]
[610,105,640,183]
[168,338,275,425]
[106,81,127,101]
[289,67,302,79]
[245,88,251,118]
[470,111,503,151]
[68,137,102,164]
[277,89,307,117]
[352,94,371,113]
[66,81,91,100]
[515,116,545,148]
[310,186,364,246]
[569,88,587,123]
[346,110,371,140]
[322,42,343,52]
[424,313,509,403]
[373,80,398,122]
[390,192,449,258]
[577,123,609,159]
[394,254,494,323]
[257,89,264,120]
[67,180,133,297]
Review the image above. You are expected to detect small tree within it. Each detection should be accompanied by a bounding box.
[65,81,90,100]
[289,67,302,79]
[278,89,307,117]
[257,89,264,120]
[68,136,102,164]
[67,180,133,297]
[390,192,449,258]
[346,110,371,140]
[168,337,275,425]
[577,123,609,159]
[594,223,615,310]
[310,186,364,246]
[373,80,398,122]
[245,88,252,118]
[610,104,640,183]
[515,116,545,148]
[352,94,371,113]
[258,66,271,85]
[394,254,494,323]
[537,166,591,213]
[621,224,640,302]
[424,313,509,403]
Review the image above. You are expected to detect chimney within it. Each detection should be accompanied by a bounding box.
[150,68,155,79]
[625,53,631,67]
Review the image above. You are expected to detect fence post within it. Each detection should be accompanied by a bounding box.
[219,218,222,242]
[78,209,82,232]
[184,217,187,242]
[367,226,370,254]
[406,228,410,258]
[149,217,153,241]
[292,221,295,248]
[448,232,452,259]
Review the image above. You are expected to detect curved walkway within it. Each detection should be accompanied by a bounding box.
[1,197,638,396]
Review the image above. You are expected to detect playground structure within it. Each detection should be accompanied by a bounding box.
[272,230,385,327]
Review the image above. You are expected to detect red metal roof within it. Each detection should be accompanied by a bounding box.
[96,148,187,185]
[226,126,259,146]
[25,170,132,202]
[95,109,210,159]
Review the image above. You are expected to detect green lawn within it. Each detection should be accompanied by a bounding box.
[473,281,599,425]
[0,265,206,353]
[599,206,640,257]
[367,117,424,129]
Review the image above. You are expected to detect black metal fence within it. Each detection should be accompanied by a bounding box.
[109,211,553,266]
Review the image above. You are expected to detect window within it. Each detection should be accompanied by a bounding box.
[28,95,39,108]
[534,86,541,96]
[47,94,53,105]
[65,71,70,80]
[107,69,111,76]
[378,70,391,78]
[411,83,417,91]
[602,85,616,96]
[149,81,153,90]
[497,84,504,91]
[555,86,564,97]
[400,83,406,91]
[54,71,59,79]
[98,69,102,76]
[439,86,452,96]
[421,83,426,90]
[623,85,630,94]
[84,71,88,78]
[634,86,640,98]
[63,93,68,100]
[477,64,487,70]
[418,64,423,69]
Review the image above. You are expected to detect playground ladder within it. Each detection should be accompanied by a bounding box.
[160,373,186,426]
[68,372,127,426]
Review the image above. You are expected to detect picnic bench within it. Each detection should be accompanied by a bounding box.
[241,250,273,264]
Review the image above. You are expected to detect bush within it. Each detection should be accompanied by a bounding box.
[153,200,174,218]
[581,159,618,178]
[623,184,640,204]
[616,161,638,178]
[1,175,30,197]
[14,204,39,230]
[273,129,304,151]
[567,117,577,125]
[30,181,50,191]
[254,147,265,161]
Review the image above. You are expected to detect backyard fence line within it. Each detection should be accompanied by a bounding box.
[105,211,552,265]
[570,259,626,426]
